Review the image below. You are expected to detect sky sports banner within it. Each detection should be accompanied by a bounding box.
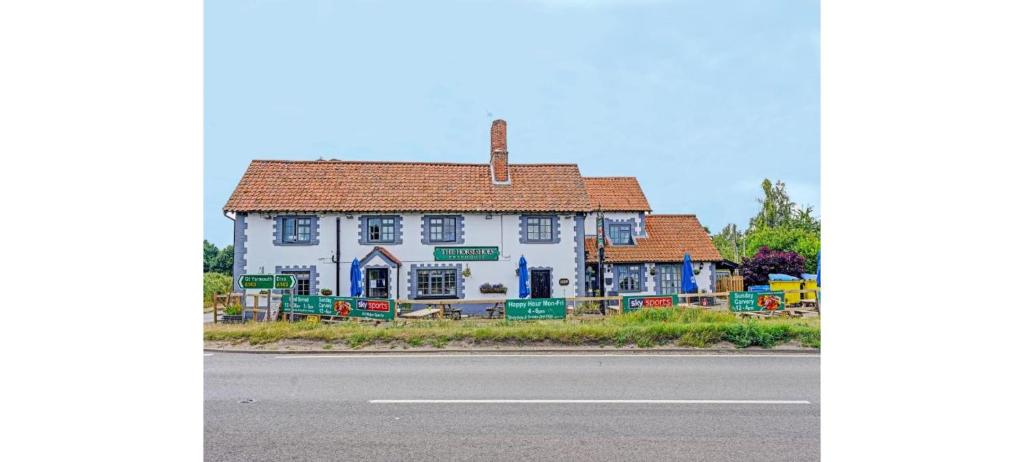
[281,295,396,320]
[621,294,679,313]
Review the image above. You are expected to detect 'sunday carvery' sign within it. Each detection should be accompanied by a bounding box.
[728,291,784,312]
[621,295,679,313]
[281,295,395,320]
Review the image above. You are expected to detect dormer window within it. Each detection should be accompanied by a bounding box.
[609,223,634,245]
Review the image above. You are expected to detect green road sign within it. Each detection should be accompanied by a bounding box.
[433,246,500,261]
[505,298,566,320]
[281,295,396,320]
[238,274,296,290]
[622,294,678,313]
[274,274,296,289]
[728,291,785,312]
[238,274,275,290]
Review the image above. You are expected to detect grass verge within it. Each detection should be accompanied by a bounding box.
[204,308,819,349]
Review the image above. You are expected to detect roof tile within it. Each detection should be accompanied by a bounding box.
[583,177,651,211]
[224,160,591,213]
[586,215,722,262]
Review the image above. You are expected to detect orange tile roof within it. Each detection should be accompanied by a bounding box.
[583,177,651,211]
[364,246,401,265]
[224,160,592,213]
[585,214,722,263]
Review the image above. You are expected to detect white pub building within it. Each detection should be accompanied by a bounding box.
[224,120,723,315]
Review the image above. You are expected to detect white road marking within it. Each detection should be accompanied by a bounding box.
[204,353,214,356]
[370,399,811,404]
[275,353,818,359]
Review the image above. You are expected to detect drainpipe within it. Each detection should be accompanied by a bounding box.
[335,217,341,294]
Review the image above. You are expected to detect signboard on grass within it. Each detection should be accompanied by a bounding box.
[622,294,678,313]
[281,295,396,320]
[433,246,500,261]
[728,291,785,312]
[505,298,567,320]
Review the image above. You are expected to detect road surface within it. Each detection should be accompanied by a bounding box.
[205,352,819,461]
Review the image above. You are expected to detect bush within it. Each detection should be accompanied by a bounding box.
[203,272,233,306]
[739,247,805,286]
[224,304,242,316]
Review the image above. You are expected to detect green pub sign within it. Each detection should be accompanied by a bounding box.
[622,294,678,312]
[728,291,785,312]
[433,246,500,261]
[505,298,567,320]
[281,295,396,320]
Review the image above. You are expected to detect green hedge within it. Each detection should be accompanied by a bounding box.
[204,308,820,349]
[203,272,233,306]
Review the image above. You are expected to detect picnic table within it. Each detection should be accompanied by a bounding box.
[399,308,442,319]
[485,302,504,319]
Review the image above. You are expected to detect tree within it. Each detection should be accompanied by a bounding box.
[210,245,234,275]
[712,223,744,262]
[739,247,806,286]
[743,226,819,272]
[791,204,820,233]
[749,179,796,231]
[203,240,218,272]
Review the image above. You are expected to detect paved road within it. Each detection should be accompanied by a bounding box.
[205,353,819,461]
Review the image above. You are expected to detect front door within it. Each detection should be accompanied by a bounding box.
[530,269,551,299]
[365,268,389,298]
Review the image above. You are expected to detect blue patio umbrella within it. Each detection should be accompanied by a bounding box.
[518,255,530,298]
[350,258,362,297]
[816,252,821,287]
[681,253,698,294]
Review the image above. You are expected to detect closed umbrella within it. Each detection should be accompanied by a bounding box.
[816,252,821,287]
[350,258,362,297]
[681,253,698,295]
[518,255,529,298]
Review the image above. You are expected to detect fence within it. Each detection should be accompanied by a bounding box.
[209,289,820,323]
[716,275,744,293]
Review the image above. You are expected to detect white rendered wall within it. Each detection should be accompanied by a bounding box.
[241,213,582,301]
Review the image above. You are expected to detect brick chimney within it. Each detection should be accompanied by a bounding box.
[489,119,510,184]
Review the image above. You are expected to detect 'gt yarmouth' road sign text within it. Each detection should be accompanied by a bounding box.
[238,274,296,290]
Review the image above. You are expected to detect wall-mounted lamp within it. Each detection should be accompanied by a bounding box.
[345,214,353,219]
[485,213,493,220]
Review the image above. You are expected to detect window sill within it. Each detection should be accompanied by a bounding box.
[412,295,461,300]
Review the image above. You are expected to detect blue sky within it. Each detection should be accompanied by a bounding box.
[205,0,819,247]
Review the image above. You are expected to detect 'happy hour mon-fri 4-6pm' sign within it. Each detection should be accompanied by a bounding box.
[505,298,567,320]
[621,295,679,312]
[728,291,785,312]
[281,295,395,320]
[238,274,296,290]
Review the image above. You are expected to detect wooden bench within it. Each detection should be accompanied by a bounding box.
[485,302,504,319]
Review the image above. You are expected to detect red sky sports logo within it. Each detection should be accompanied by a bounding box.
[358,300,391,312]
[628,296,674,309]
